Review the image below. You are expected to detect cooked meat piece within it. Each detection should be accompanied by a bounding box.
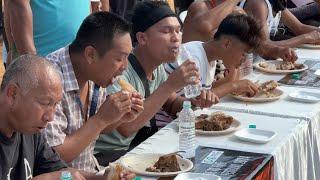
[146,154,181,172]
[279,61,295,70]
[259,80,278,92]
[196,112,234,131]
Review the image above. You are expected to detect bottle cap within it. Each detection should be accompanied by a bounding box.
[134,177,142,180]
[291,73,300,80]
[60,171,72,180]
[183,101,192,109]
[248,124,256,129]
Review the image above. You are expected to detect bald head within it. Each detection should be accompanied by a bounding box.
[0,54,62,94]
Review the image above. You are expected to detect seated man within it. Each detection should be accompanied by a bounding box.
[166,14,261,100]
[183,0,297,61]
[95,1,218,165]
[240,0,320,47]
[43,12,144,172]
[0,55,134,179]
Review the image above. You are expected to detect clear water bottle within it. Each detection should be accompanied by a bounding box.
[177,45,201,98]
[239,53,253,78]
[60,171,72,180]
[179,101,196,159]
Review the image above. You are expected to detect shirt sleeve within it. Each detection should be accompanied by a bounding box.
[43,100,68,147]
[33,133,67,176]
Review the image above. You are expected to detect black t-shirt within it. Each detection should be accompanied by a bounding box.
[0,132,67,179]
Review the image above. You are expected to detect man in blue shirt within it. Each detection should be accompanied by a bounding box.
[6,0,89,62]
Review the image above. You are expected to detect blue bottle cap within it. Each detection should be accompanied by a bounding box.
[291,73,300,80]
[134,176,142,180]
[248,124,256,129]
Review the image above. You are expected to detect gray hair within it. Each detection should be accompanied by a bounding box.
[0,54,62,93]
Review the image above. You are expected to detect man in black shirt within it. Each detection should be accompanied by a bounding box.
[0,55,135,180]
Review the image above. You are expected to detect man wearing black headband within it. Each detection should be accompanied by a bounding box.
[95,1,218,165]
[241,0,320,47]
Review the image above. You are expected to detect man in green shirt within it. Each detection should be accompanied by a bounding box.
[95,1,219,165]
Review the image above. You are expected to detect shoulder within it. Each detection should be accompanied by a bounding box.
[244,0,269,20]
[188,1,210,16]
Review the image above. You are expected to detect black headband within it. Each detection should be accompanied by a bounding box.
[132,5,177,35]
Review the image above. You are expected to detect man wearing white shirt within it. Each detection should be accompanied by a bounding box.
[165,14,262,100]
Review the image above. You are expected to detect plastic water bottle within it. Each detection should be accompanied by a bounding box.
[177,45,201,98]
[60,171,72,180]
[179,101,196,159]
[239,53,253,78]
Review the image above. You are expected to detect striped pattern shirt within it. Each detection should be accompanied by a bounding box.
[43,46,106,172]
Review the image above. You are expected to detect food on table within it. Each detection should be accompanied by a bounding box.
[145,154,181,172]
[118,78,137,92]
[258,61,304,70]
[258,80,279,97]
[107,163,124,180]
[195,112,234,131]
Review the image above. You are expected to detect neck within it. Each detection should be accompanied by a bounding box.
[0,101,14,138]
[203,41,221,62]
[69,47,89,89]
[134,46,162,80]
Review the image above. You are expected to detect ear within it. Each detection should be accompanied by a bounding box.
[6,83,20,107]
[222,38,232,49]
[84,46,99,65]
[136,32,148,45]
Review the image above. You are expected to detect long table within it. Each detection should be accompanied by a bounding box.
[125,48,320,180]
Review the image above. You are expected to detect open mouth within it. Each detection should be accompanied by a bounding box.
[170,47,179,54]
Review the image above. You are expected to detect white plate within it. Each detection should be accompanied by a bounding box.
[254,60,308,74]
[196,119,241,136]
[120,153,193,177]
[234,128,276,144]
[231,88,283,103]
[288,91,320,103]
[299,44,320,49]
[175,173,221,180]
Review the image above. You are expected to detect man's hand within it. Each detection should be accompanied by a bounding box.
[167,60,200,91]
[191,90,220,108]
[304,30,320,45]
[276,46,297,62]
[104,166,136,180]
[232,79,259,97]
[94,91,132,126]
[120,92,144,123]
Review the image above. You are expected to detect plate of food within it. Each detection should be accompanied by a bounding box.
[231,80,284,102]
[195,112,241,135]
[254,60,308,74]
[120,153,193,177]
[299,43,320,49]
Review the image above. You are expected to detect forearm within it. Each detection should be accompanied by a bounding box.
[100,0,109,11]
[8,0,36,54]
[212,82,236,98]
[117,82,175,137]
[54,116,107,163]
[197,0,239,33]
[270,35,309,48]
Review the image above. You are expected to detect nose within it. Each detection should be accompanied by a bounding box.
[43,107,55,123]
[171,31,181,43]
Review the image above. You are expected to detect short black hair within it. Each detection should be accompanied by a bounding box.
[70,11,131,56]
[214,14,262,49]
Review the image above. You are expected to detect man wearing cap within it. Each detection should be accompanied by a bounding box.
[95,1,219,165]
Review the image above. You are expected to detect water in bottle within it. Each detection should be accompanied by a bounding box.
[177,45,201,98]
[179,101,196,159]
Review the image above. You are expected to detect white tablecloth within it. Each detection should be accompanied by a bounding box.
[129,111,312,180]
[123,48,320,180]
